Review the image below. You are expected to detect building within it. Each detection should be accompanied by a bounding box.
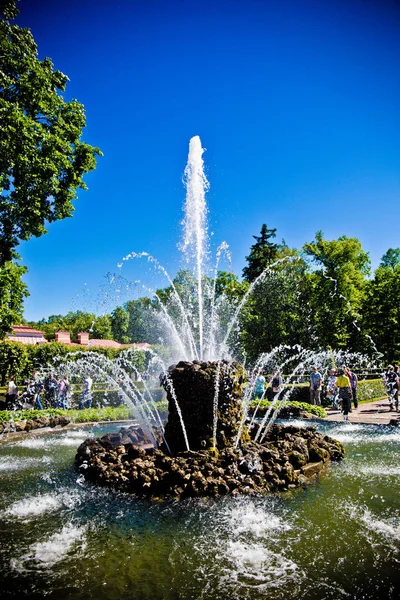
[6,325,47,345]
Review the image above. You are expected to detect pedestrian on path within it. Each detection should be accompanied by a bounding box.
[334,368,352,421]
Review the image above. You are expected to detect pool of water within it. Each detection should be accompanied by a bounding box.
[0,420,399,599]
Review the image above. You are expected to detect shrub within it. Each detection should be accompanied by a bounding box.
[357,378,386,401]
[250,398,327,418]
[0,405,133,424]
[0,341,29,385]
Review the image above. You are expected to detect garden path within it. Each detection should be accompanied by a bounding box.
[324,399,400,425]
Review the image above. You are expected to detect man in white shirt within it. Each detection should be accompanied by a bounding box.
[79,375,93,410]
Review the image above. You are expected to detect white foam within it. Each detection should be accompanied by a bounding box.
[4,490,80,520]
[14,434,88,449]
[345,503,400,544]
[0,456,51,472]
[227,504,291,538]
[225,540,300,586]
[11,524,87,571]
[345,464,400,477]
[282,420,308,429]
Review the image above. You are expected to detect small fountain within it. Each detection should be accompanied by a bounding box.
[75,136,345,498]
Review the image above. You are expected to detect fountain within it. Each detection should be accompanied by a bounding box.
[1,137,399,599]
[75,136,345,498]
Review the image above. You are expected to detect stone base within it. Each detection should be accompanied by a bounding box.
[75,423,344,499]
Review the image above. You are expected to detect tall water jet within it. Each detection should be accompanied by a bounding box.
[181,136,209,360]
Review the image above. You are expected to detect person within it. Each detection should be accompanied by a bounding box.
[5,376,18,410]
[268,369,282,400]
[384,365,398,411]
[57,375,70,410]
[325,368,338,409]
[346,366,358,409]
[309,366,322,405]
[334,368,352,421]
[393,365,400,411]
[28,370,44,410]
[253,372,266,399]
[79,374,93,410]
[43,372,59,408]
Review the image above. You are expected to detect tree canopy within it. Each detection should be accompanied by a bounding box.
[0,0,102,264]
[0,0,101,337]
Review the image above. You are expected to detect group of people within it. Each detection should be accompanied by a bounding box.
[382,364,399,411]
[4,371,93,411]
[311,365,358,420]
[253,365,359,421]
[253,370,283,401]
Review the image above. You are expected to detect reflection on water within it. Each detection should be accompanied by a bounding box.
[0,421,399,599]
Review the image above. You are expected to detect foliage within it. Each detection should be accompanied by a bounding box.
[0,339,28,384]
[242,224,280,283]
[362,264,400,363]
[30,311,111,342]
[0,340,147,386]
[356,378,386,402]
[303,231,370,350]
[240,251,313,361]
[0,260,28,338]
[0,0,102,265]
[0,405,133,423]
[67,405,133,422]
[111,306,130,343]
[250,399,327,418]
[380,248,400,270]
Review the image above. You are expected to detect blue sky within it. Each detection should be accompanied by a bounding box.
[15,0,400,321]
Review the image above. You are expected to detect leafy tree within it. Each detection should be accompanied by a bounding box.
[303,232,370,350]
[0,0,102,264]
[380,248,400,270]
[242,224,280,283]
[215,271,248,299]
[31,311,112,342]
[111,306,130,344]
[0,339,28,385]
[362,260,400,362]
[91,315,112,340]
[0,260,28,337]
[240,250,313,360]
[125,298,161,344]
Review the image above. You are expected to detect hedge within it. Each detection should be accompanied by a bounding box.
[0,340,147,386]
[0,406,133,425]
[249,399,327,419]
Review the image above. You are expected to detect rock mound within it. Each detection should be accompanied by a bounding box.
[76,423,344,499]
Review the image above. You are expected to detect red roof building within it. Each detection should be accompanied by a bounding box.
[6,325,47,345]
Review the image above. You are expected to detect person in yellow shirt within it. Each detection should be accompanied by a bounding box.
[334,369,353,421]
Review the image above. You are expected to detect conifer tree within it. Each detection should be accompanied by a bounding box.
[242,224,279,283]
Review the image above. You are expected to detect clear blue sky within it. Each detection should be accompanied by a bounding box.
[16,0,400,321]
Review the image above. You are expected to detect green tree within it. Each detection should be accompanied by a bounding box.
[111,306,130,344]
[303,232,370,350]
[242,224,280,283]
[0,339,28,385]
[380,248,400,270]
[240,250,313,360]
[0,260,29,337]
[362,260,400,362]
[91,315,112,340]
[0,0,102,264]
